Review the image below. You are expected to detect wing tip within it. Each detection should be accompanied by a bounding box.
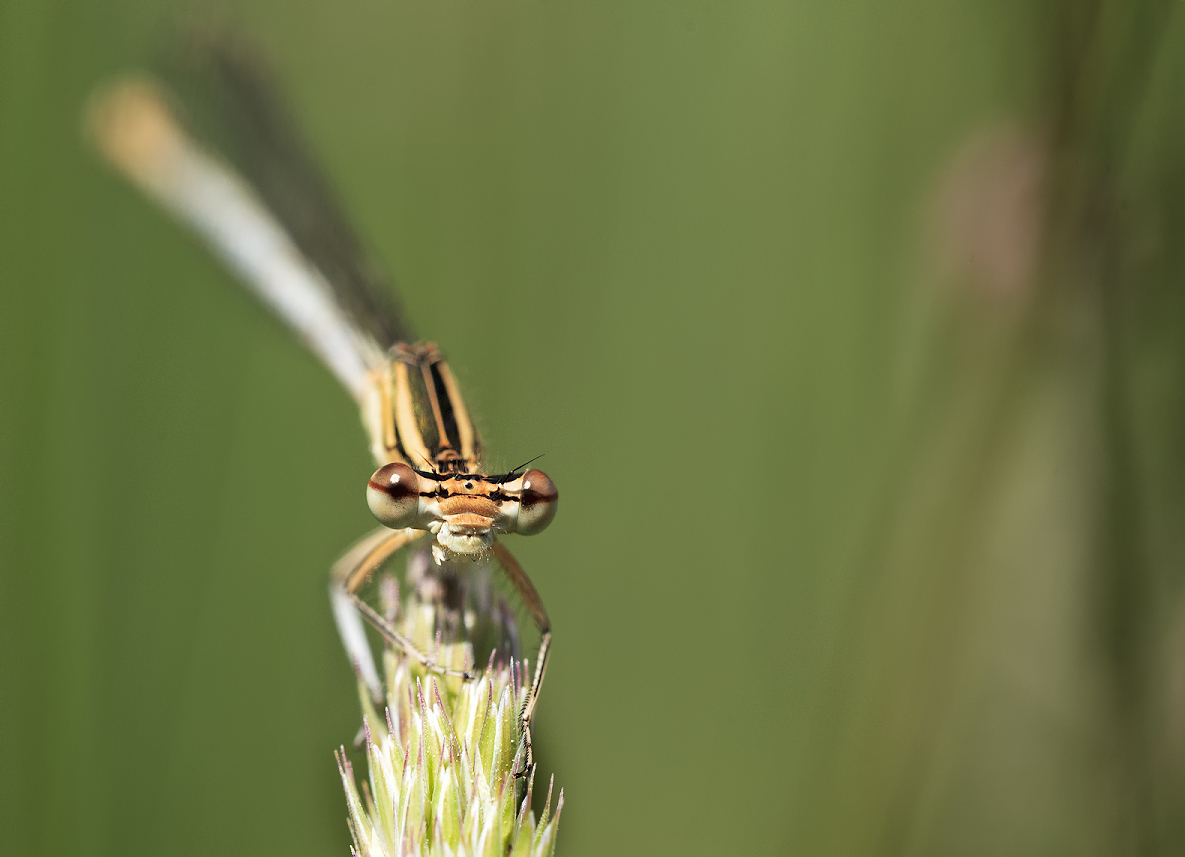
[87,76,185,190]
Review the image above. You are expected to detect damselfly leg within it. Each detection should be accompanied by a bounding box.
[332,531,551,777]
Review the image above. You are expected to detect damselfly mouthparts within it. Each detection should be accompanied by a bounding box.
[89,31,555,777]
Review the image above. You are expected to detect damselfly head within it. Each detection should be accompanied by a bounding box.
[367,463,558,555]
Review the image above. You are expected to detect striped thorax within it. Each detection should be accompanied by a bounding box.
[363,343,557,561]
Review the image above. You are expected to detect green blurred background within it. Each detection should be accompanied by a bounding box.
[4,1,1185,855]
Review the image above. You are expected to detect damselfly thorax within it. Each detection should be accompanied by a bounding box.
[362,343,557,561]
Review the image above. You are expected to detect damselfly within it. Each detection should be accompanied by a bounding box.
[88,31,555,777]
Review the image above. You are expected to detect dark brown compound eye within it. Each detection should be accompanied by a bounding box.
[514,468,558,535]
[366,462,422,529]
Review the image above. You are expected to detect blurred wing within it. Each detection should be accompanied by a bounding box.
[163,27,414,350]
[89,26,412,401]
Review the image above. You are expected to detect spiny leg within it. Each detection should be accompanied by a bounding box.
[491,542,552,780]
[330,526,473,700]
[514,632,551,781]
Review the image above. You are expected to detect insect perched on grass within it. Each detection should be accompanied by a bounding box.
[88,31,556,779]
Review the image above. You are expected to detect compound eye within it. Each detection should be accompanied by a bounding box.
[515,468,558,535]
[367,462,421,529]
